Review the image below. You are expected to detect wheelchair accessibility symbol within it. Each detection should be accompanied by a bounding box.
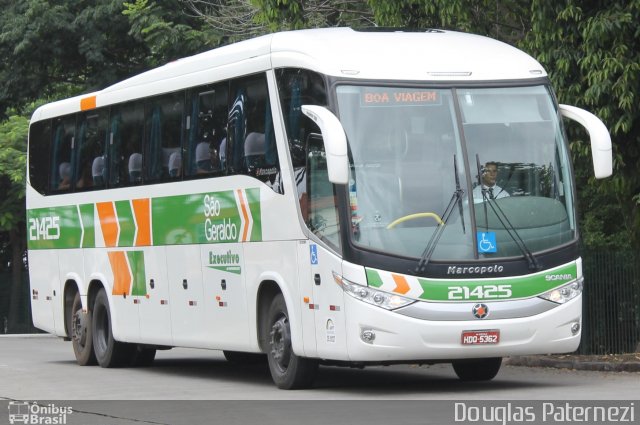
[310,244,319,265]
[477,232,497,253]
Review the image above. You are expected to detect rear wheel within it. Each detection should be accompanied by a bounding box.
[452,357,502,381]
[70,292,97,366]
[92,288,134,367]
[264,293,318,389]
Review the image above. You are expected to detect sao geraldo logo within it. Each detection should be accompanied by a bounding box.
[8,401,73,425]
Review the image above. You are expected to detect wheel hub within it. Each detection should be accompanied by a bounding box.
[269,316,291,371]
[72,310,87,346]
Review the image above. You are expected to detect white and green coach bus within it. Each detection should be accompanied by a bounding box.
[27,28,612,389]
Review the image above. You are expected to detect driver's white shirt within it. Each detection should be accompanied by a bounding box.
[472,184,509,203]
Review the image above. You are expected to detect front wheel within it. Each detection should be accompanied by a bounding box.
[452,357,502,381]
[92,288,134,367]
[70,292,97,366]
[264,293,318,389]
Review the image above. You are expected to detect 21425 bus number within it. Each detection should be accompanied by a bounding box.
[28,216,60,241]
[448,284,512,300]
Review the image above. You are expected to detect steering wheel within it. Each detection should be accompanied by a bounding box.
[386,212,444,229]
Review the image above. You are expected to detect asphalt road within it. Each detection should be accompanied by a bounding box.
[1,335,637,425]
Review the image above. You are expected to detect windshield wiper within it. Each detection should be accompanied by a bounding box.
[415,155,465,273]
[475,155,541,271]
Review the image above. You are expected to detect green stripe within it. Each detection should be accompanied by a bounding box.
[27,188,262,249]
[79,203,95,248]
[365,263,578,301]
[417,263,578,301]
[115,200,135,247]
[365,269,384,288]
[207,265,242,275]
[246,188,262,241]
[127,251,147,296]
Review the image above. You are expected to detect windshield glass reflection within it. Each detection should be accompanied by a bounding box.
[336,84,576,262]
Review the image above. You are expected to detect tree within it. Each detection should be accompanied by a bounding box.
[0,112,28,331]
[0,0,151,118]
[521,0,640,251]
[123,0,220,67]
[182,0,375,38]
[369,0,529,43]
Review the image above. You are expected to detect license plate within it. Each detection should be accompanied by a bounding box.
[461,329,500,345]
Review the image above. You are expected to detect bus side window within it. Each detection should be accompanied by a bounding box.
[276,68,327,200]
[145,92,184,182]
[186,84,228,177]
[75,110,108,190]
[228,74,279,184]
[28,120,52,195]
[50,116,76,192]
[306,133,341,252]
[109,102,144,187]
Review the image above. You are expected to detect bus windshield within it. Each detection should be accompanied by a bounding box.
[336,84,576,261]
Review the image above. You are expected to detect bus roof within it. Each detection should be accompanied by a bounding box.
[31,28,546,122]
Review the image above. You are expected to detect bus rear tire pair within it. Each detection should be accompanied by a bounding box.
[71,288,157,368]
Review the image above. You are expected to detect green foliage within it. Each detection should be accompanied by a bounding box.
[123,0,220,66]
[368,0,530,43]
[0,0,150,117]
[250,0,375,31]
[522,0,640,250]
[0,113,27,231]
[252,0,306,30]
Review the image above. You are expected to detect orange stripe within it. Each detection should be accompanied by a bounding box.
[97,202,119,247]
[236,189,250,242]
[391,273,410,295]
[108,251,131,296]
[131,198,151,246]
[80,96,97,111]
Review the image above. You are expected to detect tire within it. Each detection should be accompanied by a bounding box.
[92,288,135,367]
[452,357,502,381]
[69,292,97,366]
[223,350,266,365]
[264,293,318,389]
[131,345,156,367]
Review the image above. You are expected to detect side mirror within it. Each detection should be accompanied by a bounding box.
[301,105,349,185]
[559,104,612,179]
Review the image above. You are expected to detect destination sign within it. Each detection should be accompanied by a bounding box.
[361,88,441,107]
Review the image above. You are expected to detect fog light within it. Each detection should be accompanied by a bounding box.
[361,329,376,343]
[571,322,581,336]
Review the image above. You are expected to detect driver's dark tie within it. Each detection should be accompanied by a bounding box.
[489,187,495,199]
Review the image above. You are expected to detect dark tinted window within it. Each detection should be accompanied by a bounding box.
[75,111,108,190]
[28,120,51,195]
[109,102,144,187]
[275,68,327,198]
[186,84,228,177]
[228,74,279,184]
[50,116,76,193]
[145,92,184,182]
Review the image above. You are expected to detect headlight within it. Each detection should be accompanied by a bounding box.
[333,272,415,310]
[539,278,583,304]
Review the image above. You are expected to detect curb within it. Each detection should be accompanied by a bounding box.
[506,356,640,372]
